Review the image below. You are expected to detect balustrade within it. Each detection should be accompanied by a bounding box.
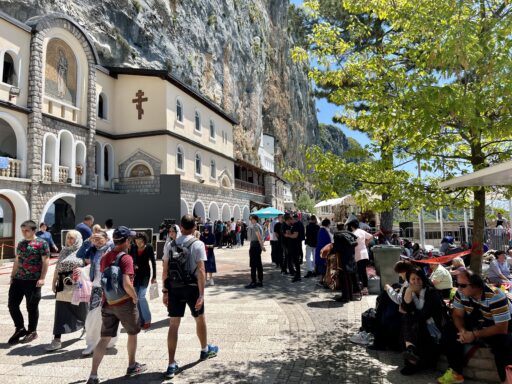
[0,158,22,178]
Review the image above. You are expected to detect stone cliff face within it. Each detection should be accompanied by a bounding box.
[1,0,318,169]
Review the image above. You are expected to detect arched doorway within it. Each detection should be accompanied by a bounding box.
[208,202,220,221]
[41,194,76,248]
[180,198,188,217]
[242,206,250,222]
[221,204,231,222]
[0,116,26,178]
[0,190,30,252]
[233,204,241,221]
[192,200,206,223]
[0,194,15,258]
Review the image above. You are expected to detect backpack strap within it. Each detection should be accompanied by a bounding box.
[183,238,198,248]
[113,251,126,266]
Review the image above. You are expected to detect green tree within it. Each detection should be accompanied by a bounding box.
[295,192,317,213]
[293,0,512,273]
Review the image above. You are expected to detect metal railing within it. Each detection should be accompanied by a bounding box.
[0,158,22,178]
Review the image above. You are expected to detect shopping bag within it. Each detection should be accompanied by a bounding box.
[149,282,159,300]
[72,269,92,305]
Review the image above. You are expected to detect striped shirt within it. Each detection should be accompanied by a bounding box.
[453,285,512,327]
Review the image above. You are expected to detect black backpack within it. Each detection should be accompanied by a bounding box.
[166,238,198,288]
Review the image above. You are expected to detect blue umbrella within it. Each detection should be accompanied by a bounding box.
[251,207,285,219]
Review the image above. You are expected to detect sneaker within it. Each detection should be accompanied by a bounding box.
[8,328,27,345]
[437,368,464,384]
[245,282,257,289]
[20,331,38,344]
[256,282,263,288]
[210,278,214,286]
[200,344,219,361]
[82,345,95,356]
[45,339,62,352]
[142,322,151,330]
[126,362,147,377]
[86,377,100,384]
[164,363,180,379]
[349,331,371,346]
[361,287,369,295]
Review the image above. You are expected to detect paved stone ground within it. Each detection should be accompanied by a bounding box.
[0,245,486,384]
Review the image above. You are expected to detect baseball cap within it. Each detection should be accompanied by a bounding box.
[113,226,136,241]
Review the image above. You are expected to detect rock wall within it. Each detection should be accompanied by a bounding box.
[1,0,318,169]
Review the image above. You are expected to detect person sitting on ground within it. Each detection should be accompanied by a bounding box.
[487,250,512,286]
[369,260,415,351]
[438,270,512,384]
[429,263,453,299]
[400,268,447,376]
[46,230,87,351]
[410,243,423,260]
[450,257,466,277]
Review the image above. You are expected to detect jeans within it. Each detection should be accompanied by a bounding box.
[236,233,241,246]
[249,242,263,283]
[305,245,316,272]
[135,284,151,325]
[8,279,42,332]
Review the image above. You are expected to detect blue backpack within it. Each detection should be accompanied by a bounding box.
[101,252,128,305]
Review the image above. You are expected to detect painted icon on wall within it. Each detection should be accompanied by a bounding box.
[45,38,77,105]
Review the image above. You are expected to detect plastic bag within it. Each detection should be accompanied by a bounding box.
[149,282,159,300]
[72,269,92,305]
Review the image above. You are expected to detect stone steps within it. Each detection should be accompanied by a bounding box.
[438,347,500,383]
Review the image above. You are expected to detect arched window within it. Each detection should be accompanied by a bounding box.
[210,159,216,179]
[98,93,107,119]
[176,98,183,123]
[195,110,201,131]
[176,145,184,170]
[2,53,16,86]
[103,146,109,181]
[195,153,201,175]
[209,119,215,139]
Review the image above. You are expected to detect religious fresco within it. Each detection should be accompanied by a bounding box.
[44,38,77,105]
[129,164,152,178]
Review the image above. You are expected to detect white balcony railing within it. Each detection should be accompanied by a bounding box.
[43,164,52,182]
[58,166,69,183]
[0,158,22,178]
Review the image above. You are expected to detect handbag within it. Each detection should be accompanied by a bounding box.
[149,282,159,300]
[56,282,75,302]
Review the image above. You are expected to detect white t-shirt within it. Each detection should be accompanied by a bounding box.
[230,222,236,231]
[106,229,114,242]
[162,234,207,277]
[353,228,373,262]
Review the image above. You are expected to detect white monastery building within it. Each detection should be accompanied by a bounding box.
[0,12,290,256]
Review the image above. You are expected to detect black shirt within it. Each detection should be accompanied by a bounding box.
[283,222,301,249]
[274,222,282,243]
[129,244,157,286]
[305,223,320,247]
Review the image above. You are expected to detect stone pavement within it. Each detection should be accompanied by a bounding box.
[0,245,485,384]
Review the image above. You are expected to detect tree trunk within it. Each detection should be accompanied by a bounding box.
[380,206,393,237]
[471,187,485,275]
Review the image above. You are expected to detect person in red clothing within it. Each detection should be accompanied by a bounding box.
[87,226,146,384]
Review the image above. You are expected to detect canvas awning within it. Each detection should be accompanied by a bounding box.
[314,195,356,208]
[440,160,512,188]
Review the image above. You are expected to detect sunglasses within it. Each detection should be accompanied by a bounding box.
[458,283,470,288]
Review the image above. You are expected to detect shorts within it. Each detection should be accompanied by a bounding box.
[101,300,140,337]
[168,285,204,318]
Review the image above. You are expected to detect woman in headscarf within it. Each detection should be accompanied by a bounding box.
[81,230,115,356]
[46,230,87,352]
[200,225,217,285]
[315,218,333,285]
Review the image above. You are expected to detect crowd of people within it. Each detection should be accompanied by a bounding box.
[6,210,512,384]
[7,215,219,383]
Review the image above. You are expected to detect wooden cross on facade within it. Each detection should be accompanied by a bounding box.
[132,90,148,120]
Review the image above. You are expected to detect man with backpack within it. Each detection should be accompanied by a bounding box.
[162,214,218,379]
[87,226,146,384]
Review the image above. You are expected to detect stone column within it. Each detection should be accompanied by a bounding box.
[26,30,45,220]
[86,63,97,188]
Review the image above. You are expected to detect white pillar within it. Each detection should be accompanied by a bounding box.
[463,209,469,244]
